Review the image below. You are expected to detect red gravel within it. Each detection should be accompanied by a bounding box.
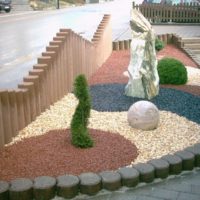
[0,129,138,182]
[89,44,199,86]
[157,44,199,67]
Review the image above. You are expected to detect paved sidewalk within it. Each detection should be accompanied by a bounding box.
[80,170,200,200]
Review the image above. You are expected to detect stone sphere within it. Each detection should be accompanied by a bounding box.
[127,101,159,131]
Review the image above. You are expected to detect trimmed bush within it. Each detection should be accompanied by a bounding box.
[155,38,165,51]
[70,74,94,148]
[157,57,188,85]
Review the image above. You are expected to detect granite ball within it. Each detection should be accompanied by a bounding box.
[127,101,159,130]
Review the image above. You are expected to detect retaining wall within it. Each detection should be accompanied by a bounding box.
[0,14,112,148]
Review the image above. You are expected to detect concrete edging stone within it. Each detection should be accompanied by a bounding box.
[0,146,200,199]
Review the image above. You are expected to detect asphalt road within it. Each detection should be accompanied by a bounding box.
[0,0,136,89]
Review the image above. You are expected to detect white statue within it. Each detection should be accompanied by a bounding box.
[125,9,159,100]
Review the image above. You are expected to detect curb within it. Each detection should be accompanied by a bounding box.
[0,143,200,199]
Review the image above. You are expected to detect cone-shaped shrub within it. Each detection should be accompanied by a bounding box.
[157,57,188,85]
[70,74,93,148]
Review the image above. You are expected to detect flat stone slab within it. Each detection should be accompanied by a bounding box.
[175,150,195,171]
[162,154,182,175]
[99,171,121,191]
[118,167,139,187]
[133,163,155,183]
[0,181,9,200]
[79,172,101,195]
[33,176,56,200]
[9,178,33,200]
[57,174,79,198]
[148,159,169,179]
[185,144,200,167]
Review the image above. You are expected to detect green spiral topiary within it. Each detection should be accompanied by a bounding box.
[157,57,188,85]
[70,74,93,148]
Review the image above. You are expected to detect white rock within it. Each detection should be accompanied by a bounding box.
[127,101,159,131]
[125,9,159,100]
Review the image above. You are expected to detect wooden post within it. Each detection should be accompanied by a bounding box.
[49,40,63,100]
[57,31,69,94]
[0,92,5,147]
[54,36,66,97]
[42,51,57,104]
[8,90,19,137]
[38,56,52,107]
[124,40,130,50]
[22,89,31,127]
[0,90,12,144]
[119,41,125,50]
[29,69,44,115]
[33,64,48,111]
[18,82,36,122]
[15,89,26,131]
[24,75,40,117]
[60,29,74,92]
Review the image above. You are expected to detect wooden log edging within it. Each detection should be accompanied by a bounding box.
[112,33,174,51]
[0,143,199,200]
[0,14,112,148]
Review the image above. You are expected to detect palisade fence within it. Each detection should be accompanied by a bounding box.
[0,14,112,148]
[133,2,200,23]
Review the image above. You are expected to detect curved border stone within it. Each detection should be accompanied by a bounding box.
[99,171,121,191]
[9,178,33,200]
[79,172,101,195]
[148,159,169,179]
[33,176,56,200]
[175,150,195,170]
[117,167,139,187]
[185,144,200,167]
[133,163,155,183]
[0,181,9,200]
[1,144,200,199]
[162,154,182,175]
[57,174,79,199]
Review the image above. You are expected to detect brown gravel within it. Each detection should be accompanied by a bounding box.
[0,44,199,182]
[0,129,138,181]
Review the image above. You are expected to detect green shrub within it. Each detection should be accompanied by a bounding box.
[70,74,93,148]
[155,38,165,51]
[157,57,188,85]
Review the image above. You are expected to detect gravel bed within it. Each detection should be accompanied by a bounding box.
[90,84,200,124]
[9,89,200,166]
[2,45,200,181]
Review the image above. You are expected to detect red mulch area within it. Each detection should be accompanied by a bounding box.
[0,129,138,182]
[89,44,200,96]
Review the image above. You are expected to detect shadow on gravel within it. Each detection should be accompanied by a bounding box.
[90,83,200,124]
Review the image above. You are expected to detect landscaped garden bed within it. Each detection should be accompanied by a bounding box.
[0,44,200,183]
